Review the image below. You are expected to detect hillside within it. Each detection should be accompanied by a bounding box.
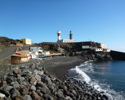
[0,37,17,45]
[0,37,124,61]
[0,37,17,53]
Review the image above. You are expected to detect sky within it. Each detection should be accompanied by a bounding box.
[0,0,125,52]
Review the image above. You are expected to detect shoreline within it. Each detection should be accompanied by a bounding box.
[0,56,109,100]
[39,56,85,80]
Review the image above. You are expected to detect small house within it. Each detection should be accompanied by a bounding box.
[29,51,39,59]
[82,45,92,49]
[11,50,30,63]
[30,47,42,52]
[95,48,103,52]
[43,51,50,56]
[103,48,111,52]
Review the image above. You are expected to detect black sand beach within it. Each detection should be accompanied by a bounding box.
[40,56,84,80]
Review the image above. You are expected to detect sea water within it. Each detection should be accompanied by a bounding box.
[68,61,125,100]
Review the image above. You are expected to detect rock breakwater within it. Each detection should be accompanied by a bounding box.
[0,60,109,100]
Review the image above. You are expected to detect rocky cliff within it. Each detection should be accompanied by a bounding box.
[37,42,112,61]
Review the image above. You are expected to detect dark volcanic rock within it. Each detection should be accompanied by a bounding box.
[30,85,36,91]
[10,88,20,98]
[13,95,23,100]
[29,76,37,84]
[41,86,50,94]
[13,68,21,75]
[0,81,8,86]
[11,81,20,89]
[0,58,109,100]
[31,91,41,100]
[0,86,13,97]
[36,81,45,87]
[20,87,29,95]
[23,95,32,100]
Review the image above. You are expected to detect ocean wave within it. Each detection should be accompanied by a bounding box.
[69,61,125,100]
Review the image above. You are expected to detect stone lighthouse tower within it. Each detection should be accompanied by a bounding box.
[69,30,73,40]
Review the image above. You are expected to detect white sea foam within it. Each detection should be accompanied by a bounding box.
[69,61,125,100]
[75,66,90,83]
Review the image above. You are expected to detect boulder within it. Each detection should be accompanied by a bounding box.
[29,64,36,69]
[6,77,13,84]
[48,84,55,92]
[56,89,64,98]
[11,81,20,89]
[35,66,43,71]
[35,75,41,81]
[0,86,13,97]
[44,76,52,84]
[13,68,21,75]
[4,97,12,100]
[13,96,23,100]
[29,77,36,84]
[34,70,44,76]
[23,95,32,100]
[71,89,77,96]
[10,88,20,98]
[0,92,6,98]
[68,84,75,89]
[36,81,45,87]
[43,94,54,100]
[41,86,50,94]
[20,87,29,95]
[30,85,36,91]
[65,96,73,100]
[64,90,74,98]
[0,81,8,86]
[31,91,41,100]
[17,76,25,81]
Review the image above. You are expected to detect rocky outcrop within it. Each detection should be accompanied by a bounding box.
[79,53,112,62]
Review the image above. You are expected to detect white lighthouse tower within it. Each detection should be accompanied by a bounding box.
[57,30,61,40]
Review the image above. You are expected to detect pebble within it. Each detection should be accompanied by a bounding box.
[0,92,6,98]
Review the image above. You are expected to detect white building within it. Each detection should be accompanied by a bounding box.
[43,51,50,56]
[95,48,103,52]
[30,47,42,52]
[100,43,106,48]
[57,39,75,43]
[103,48,111,52]
[82,45,92,49]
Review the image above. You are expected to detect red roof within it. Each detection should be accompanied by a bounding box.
[11,50,29,58]
[11,54,28,58]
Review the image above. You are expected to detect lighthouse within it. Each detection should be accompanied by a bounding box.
[57,30,61,40]
[69,30,73,40]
